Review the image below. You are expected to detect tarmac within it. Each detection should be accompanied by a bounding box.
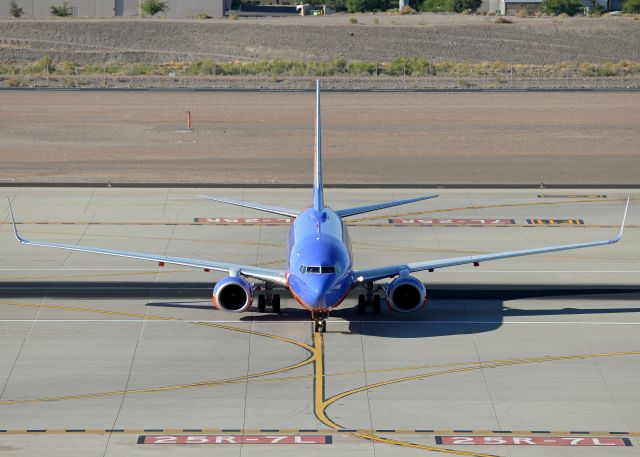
[0,187,639,457]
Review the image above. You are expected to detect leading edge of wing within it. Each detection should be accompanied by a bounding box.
[6,197,286,286]
[198,195,300,218]
[353,198,630,283]
[335,194,438,218]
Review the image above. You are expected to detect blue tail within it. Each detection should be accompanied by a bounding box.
[313,80,324,212]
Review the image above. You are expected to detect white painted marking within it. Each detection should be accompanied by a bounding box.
[0,269,639,273]
[0,320,639,325]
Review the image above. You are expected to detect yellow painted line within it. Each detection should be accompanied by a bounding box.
[311,335,640,456]
[0,301,315,406]
[311,332,498,457]
[2,299,638,456]
[0,269,193,282]
[1,429,639,436]
[1,225,286,249]
[320,351,640,426]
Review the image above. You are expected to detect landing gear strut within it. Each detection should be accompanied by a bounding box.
[357,283,382,315]
[312,310,328,333]
[257,283,280,314]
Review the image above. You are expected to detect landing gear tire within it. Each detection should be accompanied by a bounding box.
[312,310,329,333]
[258,294,267,313]
[357,294,367,314]
[372,294,381,314]
[271,294,281,314]
[314,320,326,333]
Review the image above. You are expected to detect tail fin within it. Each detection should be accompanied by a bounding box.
[313,79,324,212]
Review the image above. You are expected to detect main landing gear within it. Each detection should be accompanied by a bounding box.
[357,283,382,315]
[312,310,328,333]
[257,283,280,314]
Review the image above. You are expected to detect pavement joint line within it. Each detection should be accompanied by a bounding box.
[0,429,639,436]
[0,301,316,406]
[4,319,640,325]
[347,198,625,223]
[2,302,639,455]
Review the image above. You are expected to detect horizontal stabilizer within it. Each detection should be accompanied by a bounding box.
[335,195,438,218]
[198,195,300,218]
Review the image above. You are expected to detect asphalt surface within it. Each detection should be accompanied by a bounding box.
[0,188,639,457]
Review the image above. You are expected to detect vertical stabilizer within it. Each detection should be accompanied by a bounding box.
[313,79,324,212]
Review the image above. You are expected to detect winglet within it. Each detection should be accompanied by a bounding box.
[612,197,630,243]
[313,79,324,212]
[6,196,26,244]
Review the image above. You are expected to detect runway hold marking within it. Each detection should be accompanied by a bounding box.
[194,217,293,225]
[389,219,515,226]
[527,219,585,225]
[314,341,640,457]
[2,300,639,456]
[310,332,501,457]
[138,434,331,445]
[1,429,639,436]
[347,198,613,223]
[437,436,631,446]
[538,195,607,199]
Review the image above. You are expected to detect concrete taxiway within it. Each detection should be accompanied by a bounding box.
[1,187,639,457]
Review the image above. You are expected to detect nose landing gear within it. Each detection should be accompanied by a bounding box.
[312,310,328,333]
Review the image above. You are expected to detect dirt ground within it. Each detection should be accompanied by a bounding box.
[1,16,640,65]
[0,90,638,185]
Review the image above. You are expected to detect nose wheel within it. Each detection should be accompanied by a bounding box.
[312,310,328,333]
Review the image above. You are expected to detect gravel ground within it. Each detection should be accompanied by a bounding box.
[0,90,638,185]
[1,15,640,65]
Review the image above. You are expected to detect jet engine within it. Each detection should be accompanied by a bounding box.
[386,275,426,313]
[212,276,253,312]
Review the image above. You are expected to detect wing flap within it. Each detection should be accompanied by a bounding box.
[353,198,629,283]
[7,198,286,285]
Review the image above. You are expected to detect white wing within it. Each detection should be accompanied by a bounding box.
[353,198,629,283]
[7,198,286,286]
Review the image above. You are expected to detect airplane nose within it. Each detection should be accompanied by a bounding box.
[306,289,325,307]
[304,276,335,308]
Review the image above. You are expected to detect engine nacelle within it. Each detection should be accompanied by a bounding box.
[212,276,253,312]
[386,275,426,313]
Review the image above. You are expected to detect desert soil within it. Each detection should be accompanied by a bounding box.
[0,90,638,185]
[1,15,640,65]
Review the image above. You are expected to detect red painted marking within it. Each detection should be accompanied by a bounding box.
[140,435,330,445]
[389,218,515,225]
[195,217,293,224]
[437,436,630,446]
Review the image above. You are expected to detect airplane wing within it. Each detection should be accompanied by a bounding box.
[353,198,629,283]
[7,198,286,286]
[198,195,300,218]
[335,195,438,218]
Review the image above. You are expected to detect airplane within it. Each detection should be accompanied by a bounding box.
[7,81,629,333]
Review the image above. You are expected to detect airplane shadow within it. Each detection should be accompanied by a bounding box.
[2,281,639,339]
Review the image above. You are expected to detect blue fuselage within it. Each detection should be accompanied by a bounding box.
[286,208,353,311]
